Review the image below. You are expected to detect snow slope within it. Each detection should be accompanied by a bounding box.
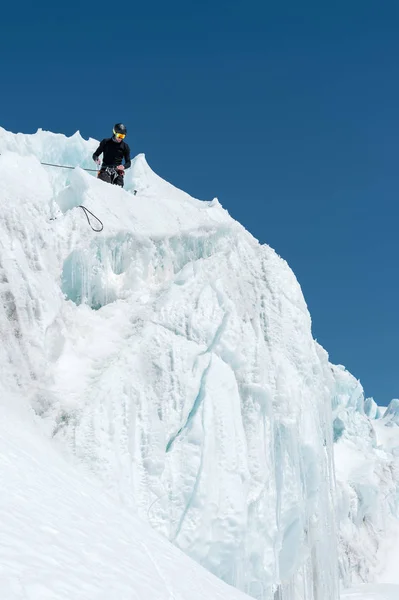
[0,127,398,600]
[341,585,399,600]
[0,397,252,600]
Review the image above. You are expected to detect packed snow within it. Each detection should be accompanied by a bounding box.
[0,397,252,600]
[0,127,398,600]
[341,584,399,600]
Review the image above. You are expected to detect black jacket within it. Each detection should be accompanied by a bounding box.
[93,138,131,169]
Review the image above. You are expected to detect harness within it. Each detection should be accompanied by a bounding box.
[98,166,121,183]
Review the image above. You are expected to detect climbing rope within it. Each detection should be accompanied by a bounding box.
[0,153,137,232]
[41,161,97,173]
[0,153,104,232]
[0,153,97,173]
[78,206,103,232]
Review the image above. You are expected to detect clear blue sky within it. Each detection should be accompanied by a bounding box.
[1,1,398,405]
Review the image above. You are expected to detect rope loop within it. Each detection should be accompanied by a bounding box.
[78,206,103,232]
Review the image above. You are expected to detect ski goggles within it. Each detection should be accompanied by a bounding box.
[113,130,126,139]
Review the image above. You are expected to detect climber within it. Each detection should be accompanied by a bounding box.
[92,123,131,188]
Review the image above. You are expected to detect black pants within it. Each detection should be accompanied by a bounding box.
[98,167,124,188]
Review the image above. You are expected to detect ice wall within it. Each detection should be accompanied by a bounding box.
[2,127,395,600]
[331,367,399,589]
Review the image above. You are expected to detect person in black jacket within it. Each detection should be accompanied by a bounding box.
[92,123,131,187]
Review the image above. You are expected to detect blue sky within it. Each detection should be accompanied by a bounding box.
[1,1,398,405]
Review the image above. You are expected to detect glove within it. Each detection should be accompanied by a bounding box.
[93,156,101,165]
[116,165,125,175]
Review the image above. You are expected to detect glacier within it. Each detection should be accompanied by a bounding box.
[0,126,398,600]
[0,393,255,600]
[331,368,399,588]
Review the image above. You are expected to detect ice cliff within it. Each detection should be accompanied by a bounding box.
[0,127,398,600]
